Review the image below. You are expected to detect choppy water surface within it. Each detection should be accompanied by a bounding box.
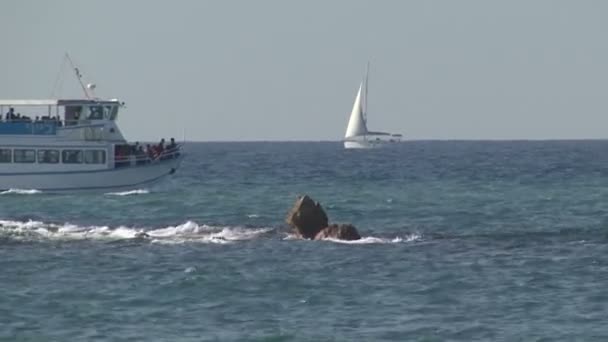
[1,141,608,341]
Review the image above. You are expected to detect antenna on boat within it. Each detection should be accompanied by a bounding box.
[65,53,91,99]
[86,83,97,98]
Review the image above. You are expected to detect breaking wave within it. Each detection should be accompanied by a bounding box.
[0,219,421,246]
[321,233,422,244]
[0,189,42,195]
[283,233,422,244]
[0,219,272,244]
[105,189,150,196]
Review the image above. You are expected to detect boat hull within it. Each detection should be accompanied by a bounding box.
[344,138,401,149]
[0,156,183,193]
[344,140,377,149]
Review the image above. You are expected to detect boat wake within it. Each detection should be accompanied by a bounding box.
[0,189,42,195]
[0,219,272,244]
[105,189,150,196]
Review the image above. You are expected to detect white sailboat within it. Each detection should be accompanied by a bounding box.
[343,64,402,149]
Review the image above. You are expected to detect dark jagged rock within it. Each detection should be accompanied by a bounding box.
[285,195,328,239]
[286,195,361,241]
[315,224,361,241]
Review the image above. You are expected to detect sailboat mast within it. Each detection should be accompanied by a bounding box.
[364,61,369,117]
[363,62,370,141]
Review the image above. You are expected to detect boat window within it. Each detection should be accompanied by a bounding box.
[38,150,60,164]
[62,150,83,164]
[0,149,11,163]
[109,106,118,120]
[13,149,36,163]
[64,106,83,126]
[87,106,104,120]
[84,150,106,164]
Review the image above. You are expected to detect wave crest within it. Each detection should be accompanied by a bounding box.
[0,219,420,246]
[321,233,421,244]
[105,189,150,196]
[283,233,422,244]
[0,189,42,195]
[0,219,272,244]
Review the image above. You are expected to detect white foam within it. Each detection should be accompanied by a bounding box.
[282,233,301,240]
[0,189,42,195]
[105,189,150,196]
[0,219,272,244]
[247,214,260,218]
[322,233,421,244]
[210,227,272,241]
[0,219,417,245]
[149,222,273,244]
[281,232,422,244]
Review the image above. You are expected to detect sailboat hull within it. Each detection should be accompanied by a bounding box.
[344,137,400,149]
[344,140,377,149]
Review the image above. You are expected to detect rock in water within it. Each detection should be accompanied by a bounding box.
[315,224,361,241]
[285,195,361,241]
[285,195,329,239]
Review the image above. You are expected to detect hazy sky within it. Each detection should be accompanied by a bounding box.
[1,0,607,141]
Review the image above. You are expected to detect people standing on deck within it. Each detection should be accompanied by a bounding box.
[167,138,176,150]
[166,138,180,159]
[136,145,147,165]
[109,139,179,167]
[132,142,140,155]
[5,107,15,121]
[146,144,153,159]
[151,139,164,160]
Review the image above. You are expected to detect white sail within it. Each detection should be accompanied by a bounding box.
[343,63,402,149]
[344,83,368,138]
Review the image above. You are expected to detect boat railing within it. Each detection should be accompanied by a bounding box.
[0,120,59,135]
[0,118,103,135]
[114,145,182,168]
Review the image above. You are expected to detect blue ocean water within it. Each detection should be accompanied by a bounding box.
[1,141,608,341]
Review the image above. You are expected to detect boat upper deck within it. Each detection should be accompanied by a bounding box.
[0,98,123,136]
[0,99,122,106]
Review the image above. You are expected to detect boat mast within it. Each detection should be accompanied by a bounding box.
[363,61,369,141]
[65,53,91,99]
[364,61,369,119]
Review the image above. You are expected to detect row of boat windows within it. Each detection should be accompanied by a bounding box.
[0,149,106,164]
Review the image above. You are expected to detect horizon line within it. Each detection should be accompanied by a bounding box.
[166,138,608,143]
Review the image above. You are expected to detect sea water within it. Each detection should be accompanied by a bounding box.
[1,141,607,341]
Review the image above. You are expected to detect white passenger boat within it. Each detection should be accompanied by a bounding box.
[0,98,183,192]
[0,57,183,192]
